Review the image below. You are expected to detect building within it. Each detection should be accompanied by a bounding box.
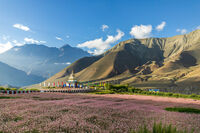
[67,71,78,88]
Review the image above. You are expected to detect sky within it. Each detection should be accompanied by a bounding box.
[0,0,200,55]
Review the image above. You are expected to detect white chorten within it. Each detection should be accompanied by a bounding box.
[68,70,77,82]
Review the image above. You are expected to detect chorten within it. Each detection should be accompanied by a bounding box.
[68,70,77,82]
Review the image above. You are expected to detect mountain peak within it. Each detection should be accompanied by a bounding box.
[60,44,71,49]
[46,29,200,89]
[0,43,90,79]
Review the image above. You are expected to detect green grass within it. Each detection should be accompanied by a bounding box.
[165,107,200,114]
[131,122,193,133]
[0,96,20,99]
[90,85,200,100]
[91,90,115,94]
[24,129,40,133]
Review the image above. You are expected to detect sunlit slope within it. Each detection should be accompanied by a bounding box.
[45,29,200,88]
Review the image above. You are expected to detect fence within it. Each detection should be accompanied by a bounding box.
[0,89,93,94]
[0,90,39,94]
[42,89,92,93]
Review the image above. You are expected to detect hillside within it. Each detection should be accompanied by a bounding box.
[45,29,200,89]
[0,61,44,87]
[0,44,90,78]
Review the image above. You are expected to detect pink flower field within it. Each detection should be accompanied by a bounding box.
[0,93,200,132]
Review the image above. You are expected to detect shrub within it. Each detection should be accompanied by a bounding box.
[165,92,173,96]
[142,91,148,95]
[129,88,142,93]
[172,93,180,98]
[18,88,25,91]
[11,88,17,91]
[5,88,11,90]
[26,88,40,91]
[0,87,5,90]
[108,84,128,93]
[104,83,110,90]
[189,94,198,98]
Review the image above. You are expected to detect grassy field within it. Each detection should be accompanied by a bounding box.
[0,93,200,132]
[90,84,200,100]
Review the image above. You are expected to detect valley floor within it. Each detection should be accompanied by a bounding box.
[0,93,200,132]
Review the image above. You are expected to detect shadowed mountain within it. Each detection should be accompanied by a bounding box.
[45,29,200,89]
[0,61,44,87]
[0,44,90,78]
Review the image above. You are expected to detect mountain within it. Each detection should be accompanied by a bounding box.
[0,61,44,87]
[0,44,90,78]
[45,29,200,89]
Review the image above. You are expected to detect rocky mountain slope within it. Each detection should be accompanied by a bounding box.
[45,29,200,89]
[0,44,90,78]
[0,61,44,87]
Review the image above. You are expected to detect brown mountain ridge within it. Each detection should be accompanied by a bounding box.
[44,29,200,89]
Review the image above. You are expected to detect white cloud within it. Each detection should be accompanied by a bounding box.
[156,21,166,31]
[130,24,152,39]
[12,40,24,46]
[101,24,109,31]
[13,24,30,31]
[12,40,17,43]
[176,29,187,34]
[196,25,200,29]
[24,37,46,44]
[77,29,124,55]
[66,35,70,38]
[0,37,46,53]
[0,41,13,53]
[56,36,63,41]
[87,50,94,54]
[54,62,71,65]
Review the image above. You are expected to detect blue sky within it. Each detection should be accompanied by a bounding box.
[0,0,200,54]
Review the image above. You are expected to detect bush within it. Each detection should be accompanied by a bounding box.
[141,91,148,94]
[26,88,40,91]
[172,93,180,98]
[165,92,173,96]
[129,88,142,93]
[189,94,198,98]
[11,88,17,91]
[0,87,5,90]
[157,92,165,96]
[18,88,25,91]
[104,83,110,90]
[108,84,128,93]
[180,94,188,98]
[5,88,11,90]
